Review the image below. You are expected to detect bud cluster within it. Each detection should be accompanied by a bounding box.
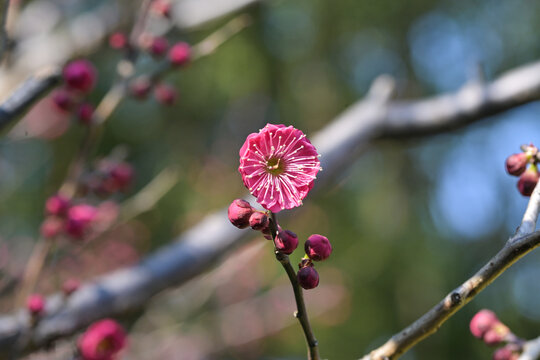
[109,15,191,107]
[81,159,134,197]
[505,144,540,196]
[469,309,523,359]
[41,196,99,240]
[52,60,97,125]
[228,199,332,290]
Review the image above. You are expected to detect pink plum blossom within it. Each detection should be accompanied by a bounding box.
[78,319,127,360]
[238,124,321,212]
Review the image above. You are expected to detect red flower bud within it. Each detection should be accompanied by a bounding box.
[110,162,134,191]
[77,103,94,125]
[45,194,70,216]
[40,217,64,239]
[274,229,298,255]
[78,319,127,360]
[149,37,169,57]
[249,211,268,230]
[168,42,191,67]
[154,84,177,106]
[129,77,152,99]
[109,32,127,49]
[52,90,73,112]
[470,309,498,339]
[228,199,253,229]
[62,278,80,296]
[297,266,319,290]
[505,153,528,176]
[63,59,96,93]
[305,234,332,261]
[26,294,45,316]
[517,167,539,196]
[65,204,98,239]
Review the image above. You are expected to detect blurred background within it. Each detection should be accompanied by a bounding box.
[1,0,540,359]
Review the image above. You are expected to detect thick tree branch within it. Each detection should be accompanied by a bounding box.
[0,66,61,132]
[360,182,540,360]
[3,59,540,356]
[520,336,540,360]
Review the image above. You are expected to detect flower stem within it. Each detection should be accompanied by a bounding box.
[269,212,320,360]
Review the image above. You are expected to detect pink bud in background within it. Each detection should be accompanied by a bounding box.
[45,194,70,216]
[274,229,298,255]
[297,266,319,290]
[305,234,332,261]
[108,32,127,49]
[65,204,98,239]
[52,90,73,112]
[26,294,45,316]
[228,199,253,229]
[505,153,528,176]
[149,37,169,57]
[168,42,191,67]
[40,217,64,239]
[110,162,134,191]
[63,59,96,93]
[470,309,499,339]
[493,345,520,360]
[517,166,539,197]
[78,319,127,360]
[151,0,171,18]
[77,103,94,125]
[154,84,177,106]
[62,278,80,296]
[129,77,152,100]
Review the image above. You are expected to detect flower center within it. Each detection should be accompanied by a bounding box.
[266,157,285,176]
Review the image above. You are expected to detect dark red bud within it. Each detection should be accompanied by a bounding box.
[77,103,94,125]
[110,162,134,191]
[274,229,298,255]
[305,234,332,261]
[149,37,169,57]
[249,211,268,230]
[63,59,96,93]
[517,167,539,196]
[297,266,319,290]
[228,199,253,229]
[45,194,70,216]
[52,90,73,112]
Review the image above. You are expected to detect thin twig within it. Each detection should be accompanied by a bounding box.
[269,212,320,360]
[361,183,540,360]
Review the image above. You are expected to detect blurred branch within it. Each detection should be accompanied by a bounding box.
[3,59,540,356]
[360,182,540,360]
[0,0,10,62]
[520,336,540,360]
[0,66,61,132]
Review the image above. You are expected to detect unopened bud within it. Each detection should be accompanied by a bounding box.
[62,278,80,296]
[483,322,510,346]
[168,42,191,67]
[228,199,253,229]
[506,153,529,176]
[249,211,268,230]
[26,294,45,316]
[109,32,127,49]
[129,77,152,99]
[77,103,94,125]
[149,37,169,57]
[470,309,498,339]
[493,345,520,360]
[63,59,96,93]
[517,166,539,196]
[305,234,332,261]
[154,84,177,106]
[274,229,298,255]
[297,266,319,290]
[40,217,64,239]
[45,194,70,216]
[52,90,73,112]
